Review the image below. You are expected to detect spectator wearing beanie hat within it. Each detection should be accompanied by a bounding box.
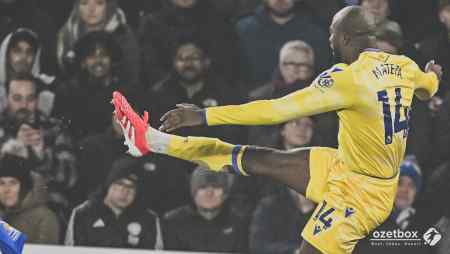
[0,154,60,244]
[163,167,248,253]
[65,156,163,250]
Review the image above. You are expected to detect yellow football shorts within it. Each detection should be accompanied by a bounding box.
[301,147,399,254]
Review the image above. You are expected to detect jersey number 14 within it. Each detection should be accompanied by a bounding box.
[377,88,410,145]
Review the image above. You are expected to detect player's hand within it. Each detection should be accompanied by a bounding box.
[429,96,443,114]
[159,103,206,132]
[425,60,443,81]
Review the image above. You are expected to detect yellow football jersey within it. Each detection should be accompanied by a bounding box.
[206,51,439,178]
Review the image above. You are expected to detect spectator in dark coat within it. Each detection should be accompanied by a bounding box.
[146,37,245,144]
[163,167,248,253]
[0,155,60,244]
[57,0,140,85]
[65,157,163,249]
[249,188,315,254]
[0,0,57,74]
[236,0,330,91]
[138,0,241,85]
[54,31,136,140]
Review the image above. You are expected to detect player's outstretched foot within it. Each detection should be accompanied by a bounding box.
[112,91,150,157]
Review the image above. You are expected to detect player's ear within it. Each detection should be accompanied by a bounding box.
[342,33,352,47]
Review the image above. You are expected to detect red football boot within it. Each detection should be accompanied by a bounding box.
[112,91,150,156]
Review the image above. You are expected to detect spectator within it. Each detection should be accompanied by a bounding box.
[146,37,245,144]
[163,168,248,252]
[374,20,404,55]
[249,188,315,254]
[138,0,241,85]
[389,0,440,44]
[232,116,317,219]
[0,0,57,74]
[0,76,75,174]
[54,31,135,139]
[359,0,390,25]
[354,159,426,254]
[0,154,60,244]
[374,20,425,68]
[236,0,330,92]
[0,28,56,114]
[248,41,338,147]
[57,0,140,85]
[417,0,450,96]
[0,75,77,224]
[249,40,316,100]
[77,115,191,214]
[65,157,163,249]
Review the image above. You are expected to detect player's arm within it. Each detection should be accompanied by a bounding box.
[160,65,354,131]
[414,60,442,100]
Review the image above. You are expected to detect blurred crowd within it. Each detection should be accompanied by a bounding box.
[0,0,449,253]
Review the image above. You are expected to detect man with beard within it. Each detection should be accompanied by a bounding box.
[0,75,77,222]
[236,0,330,93]
[146,37,245,144]
[0,76,49,161]
[54,31,133,140]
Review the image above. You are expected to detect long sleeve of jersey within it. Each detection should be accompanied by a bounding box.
[206,65,355,126]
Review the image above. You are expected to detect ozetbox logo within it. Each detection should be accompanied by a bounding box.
[369,227,442,247]
[423,227,442,247]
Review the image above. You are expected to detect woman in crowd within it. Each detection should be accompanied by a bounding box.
[57,0,139,85]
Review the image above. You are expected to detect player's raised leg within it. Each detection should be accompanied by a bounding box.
[113,91,314,194]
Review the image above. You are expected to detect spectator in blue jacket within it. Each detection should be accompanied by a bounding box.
[236,0,330,93]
